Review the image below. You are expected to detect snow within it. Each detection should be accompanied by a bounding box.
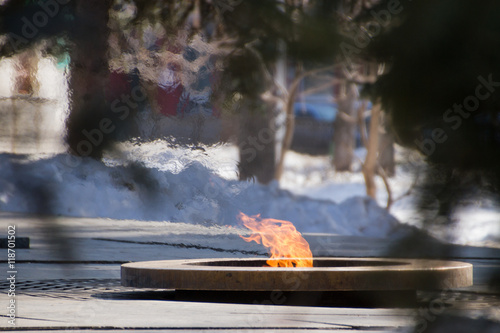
[1,138,497,246]
[280,149,500,247]
[0,142,409,239]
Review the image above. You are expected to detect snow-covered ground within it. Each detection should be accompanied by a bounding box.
[0,142,407,239]
[280,148,500,247]
[0,141,499,247]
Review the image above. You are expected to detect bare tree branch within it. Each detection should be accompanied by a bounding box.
[393,167,421,203]
[377,164,393,210]
[299,80,338,98]
[275,64,337,180]
[357,100,369,148]
[362,101,381,199]
[337,111,358,124]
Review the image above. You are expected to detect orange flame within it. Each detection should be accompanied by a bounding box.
[238,212,313,267]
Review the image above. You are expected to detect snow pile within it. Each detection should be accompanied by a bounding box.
[0,142,410,238]
[280,149,500,247]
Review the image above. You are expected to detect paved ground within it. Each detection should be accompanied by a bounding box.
[1,212,500,332]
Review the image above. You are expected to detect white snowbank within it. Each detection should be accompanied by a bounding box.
[0,142,410,238]
[280,149,500,247]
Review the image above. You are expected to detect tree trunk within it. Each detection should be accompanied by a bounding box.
[362,102,381,199]
[378,113,395,177]
[332,81,357,171]
[238,99,276,184]
[273,42,288,181]
[66,0,114,159]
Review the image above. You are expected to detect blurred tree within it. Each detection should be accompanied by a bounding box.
[332,76,357,171]
[378,113,395,177]
[331,1,396,173]
[206,0,342,183]
[0,0,129,158]
[353,2,500,329]
[66,0,115,158]
[355,0,500,216]
[327,0,396,202]
[0,0,342,184]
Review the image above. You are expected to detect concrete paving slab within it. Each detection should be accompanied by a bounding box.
[1,213,265,263]
[9,331,410,333]
[3,295,416,330]
[1,213,500,331]
[6,212,500,263]
[7,328,412,333]
[306,233,500,260]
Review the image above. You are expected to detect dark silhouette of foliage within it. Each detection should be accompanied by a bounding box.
[351,0,500,220]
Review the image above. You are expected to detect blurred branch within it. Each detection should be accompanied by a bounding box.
[299,79,339,98]
[358,100,395,209]
[377,164,393,210]
[362,101,381,199]
[393,168,421,203]
[275,63,336,180]
[244,40,287,98]
[357,100,369,148]
[337,110,358,124]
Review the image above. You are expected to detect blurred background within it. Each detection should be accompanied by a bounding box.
[1,1,500,331]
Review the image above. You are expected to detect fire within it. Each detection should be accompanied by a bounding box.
[238,212,313,268]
